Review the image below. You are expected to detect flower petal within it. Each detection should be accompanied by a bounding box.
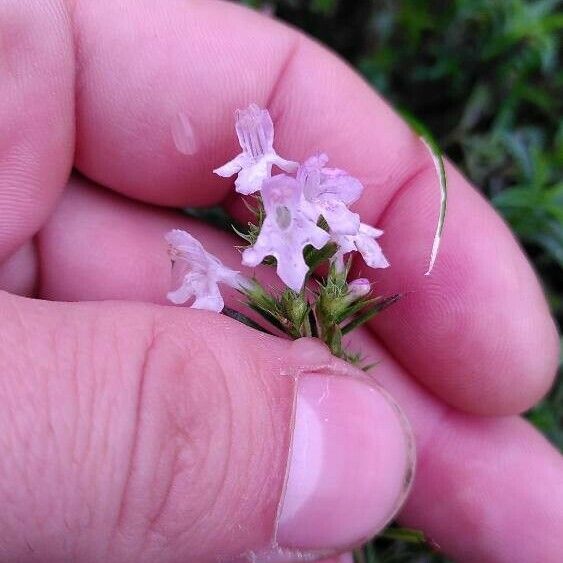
[167,278,195,305]
[272,154,299,174]
[241,247,266,268]
[359,224,384,237]
[249,215,330,291]
[319,200,360,235]
[192,284,224,313]
[330,223,389,271]
[235,103,274,158]
[356,235,390,269]
[299,154,364,206]
[261,174,302,211]
[213,153,248,177]
[275,251,309,292]
[220,270,250,291]
[234,159,271,195]
[320,172,363,206]
[165,229,208,266]
[355,224,389,269]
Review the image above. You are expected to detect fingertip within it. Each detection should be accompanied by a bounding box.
[370,165,560,416]
[0,0,74,259]
[276,372,414,554]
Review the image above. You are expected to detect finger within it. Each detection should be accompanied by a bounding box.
[0,291,411,562]
[65,0,558,414]
[72,0,296,207]
[361,162,559,415]
[348,329,563,563]
[38,178,240,303]
[0,241,37,296]
[38,181,563,561]
[0,0,74,261]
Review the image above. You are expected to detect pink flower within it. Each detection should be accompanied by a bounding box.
[298,153,363,235]
[347,278,371,299]
[242,174,331,291]
[165,230,247,312]
[333,223,390,271]
[213,104,298,195]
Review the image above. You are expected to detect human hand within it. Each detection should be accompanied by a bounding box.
[1,1,561,562]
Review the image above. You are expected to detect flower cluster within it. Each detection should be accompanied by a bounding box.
[167,103,389,307]
[164,103,444,546]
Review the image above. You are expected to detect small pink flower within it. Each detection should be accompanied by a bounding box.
[165,230,247,312]
[298,153,363,235]
[333,223,390,271]
[213,104,298,195]
[348,278,371,299]
[242,174,331,291]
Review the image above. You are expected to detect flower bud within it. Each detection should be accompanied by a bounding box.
[347,278,371,300]
[281,291,309,326]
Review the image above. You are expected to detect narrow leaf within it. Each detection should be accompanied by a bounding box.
[420,135,447,276]
[246,303,287,334]
[400,111,448,276]
[222,307,275,335]
[308,308,319,338]
[334,296,381,324]
[341,294,400,335]
[232,224,254,244]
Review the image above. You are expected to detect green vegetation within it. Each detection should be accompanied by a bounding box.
[239,1,562,560]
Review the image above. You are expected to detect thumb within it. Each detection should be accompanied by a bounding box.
[0,292,413,562]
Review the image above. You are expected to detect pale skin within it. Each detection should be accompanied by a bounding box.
[0,1,561,562]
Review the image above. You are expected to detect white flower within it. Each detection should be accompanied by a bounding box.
[165,230,247,312]
[213,104,298,195]
[242,174,331,292]
[333,223,390,272]
[298,153,363,235]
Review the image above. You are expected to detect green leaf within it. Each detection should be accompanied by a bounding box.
[334,296,381,324]
[341,294,401,335]
[379,527,426,544]
[304,242,338,271]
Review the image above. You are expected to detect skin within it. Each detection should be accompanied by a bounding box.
[0,0,561,561]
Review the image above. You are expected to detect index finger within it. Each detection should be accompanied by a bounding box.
[6,0,559,414]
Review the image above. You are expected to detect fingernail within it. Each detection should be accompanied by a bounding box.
[276,374,414,552]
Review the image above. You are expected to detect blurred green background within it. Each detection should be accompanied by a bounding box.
[238,1,562,560]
